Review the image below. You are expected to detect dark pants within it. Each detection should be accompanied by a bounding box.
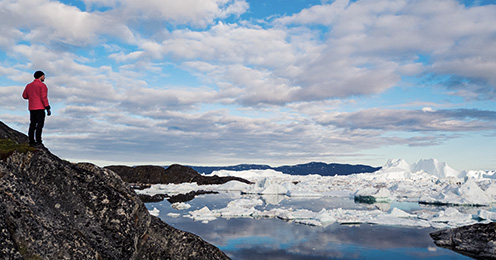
[29,110,46,144]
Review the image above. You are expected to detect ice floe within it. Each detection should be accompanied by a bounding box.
[148,207,160,217]
[171,202,191,210]
[137,158,496,229]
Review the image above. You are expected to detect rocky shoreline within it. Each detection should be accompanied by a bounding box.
[105,164,252,204]
[430,222,496,260]
[0,121,230,260]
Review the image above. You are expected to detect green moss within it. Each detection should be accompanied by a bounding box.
[0,138,35,160]
[17,240,46,260]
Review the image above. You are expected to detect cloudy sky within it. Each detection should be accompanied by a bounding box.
[1,0,496,170]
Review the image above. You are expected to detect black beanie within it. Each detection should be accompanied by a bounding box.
[34,71,45,79]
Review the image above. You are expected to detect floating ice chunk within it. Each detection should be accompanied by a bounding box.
[217,180,251,191]
[204,198,264,218]
[389,181,429,199]
[253,208,287,219]
[457,178,494,205]
[287,190,323,197]
[415,210,437,221]
[375,188,391,198]
[261,183,288,195]
[478,210,496,221]
[260,194,286,205]
[430,208,475,227]
[372,214,431,227]
[149,207,160,217]
[420,178,493,206]
[227,198,263,208]
[167,213,181,218]
[278,208,316,220]
[464,170,496,179]
[354,187,378,197]
[483,182,496,198]
[218,206,257,218]
[390,208,415,218]
[189,206,220,221]
[332,208,383,224]
[141,158,496,230]
[245,177,289,195]
[315,209,337,224]
[171,202,191,210]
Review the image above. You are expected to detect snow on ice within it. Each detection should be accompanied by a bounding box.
[140,158,496,229]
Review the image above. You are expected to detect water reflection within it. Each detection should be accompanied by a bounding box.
[160,215,470,259]
[148,193,472,260]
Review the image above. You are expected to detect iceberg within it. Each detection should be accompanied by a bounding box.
[420,178,493,206]
[139,158,496,229]
[412,158,465,179]
[171,202,191,210]
[478,209,496,221]
[149,207,160,217]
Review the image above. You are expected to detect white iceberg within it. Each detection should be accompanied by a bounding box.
[478,209,496,221]
[188,206,220,222]
[420,178,493,206]
[390,208,415,218]
[429,208,476,228]
[371,159,413,180]
[148,207,160,217]
[138,158,496,229]
[412,158,465,180]
[171,202,191,210]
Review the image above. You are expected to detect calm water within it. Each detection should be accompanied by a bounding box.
[146,192,473,260]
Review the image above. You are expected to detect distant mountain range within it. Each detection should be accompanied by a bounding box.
[185,162,381,176]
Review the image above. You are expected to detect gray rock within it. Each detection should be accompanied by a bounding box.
[430,222,496,260]
[0,121,230,260]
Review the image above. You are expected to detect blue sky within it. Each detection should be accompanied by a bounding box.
[1,0,496,171]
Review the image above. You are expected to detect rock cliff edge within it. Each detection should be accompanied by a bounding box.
[0,121,229,260]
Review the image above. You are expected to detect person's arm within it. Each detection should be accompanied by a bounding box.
[22,86,29,100]
[41,84,51,116]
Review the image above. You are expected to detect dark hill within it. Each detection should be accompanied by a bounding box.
[105,164,252,185]
[190,161,381,176]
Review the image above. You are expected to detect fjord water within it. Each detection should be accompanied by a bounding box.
[146,193,472,260]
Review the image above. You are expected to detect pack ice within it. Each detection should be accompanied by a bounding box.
[137,158,496,229]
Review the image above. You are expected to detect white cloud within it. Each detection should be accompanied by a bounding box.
[119,87,219,113]
[0,86,26,111]
[318,108,496,132]
[1,0,496,168]
[115,0,248,28]
[275,0,350,26]
[0,0,134,46]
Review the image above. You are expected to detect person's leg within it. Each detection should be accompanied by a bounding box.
[34,110,46,144]
[28,111,37,144]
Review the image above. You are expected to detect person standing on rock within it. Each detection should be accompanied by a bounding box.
[22,71,51,146]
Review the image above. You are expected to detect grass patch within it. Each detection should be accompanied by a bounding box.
[0,139,35,160]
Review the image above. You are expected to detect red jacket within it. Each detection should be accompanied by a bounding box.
[23,79,50,110]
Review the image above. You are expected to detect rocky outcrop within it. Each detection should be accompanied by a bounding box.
[430,222,496,259]
[105,164,252,185]
[0,121,229,260]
